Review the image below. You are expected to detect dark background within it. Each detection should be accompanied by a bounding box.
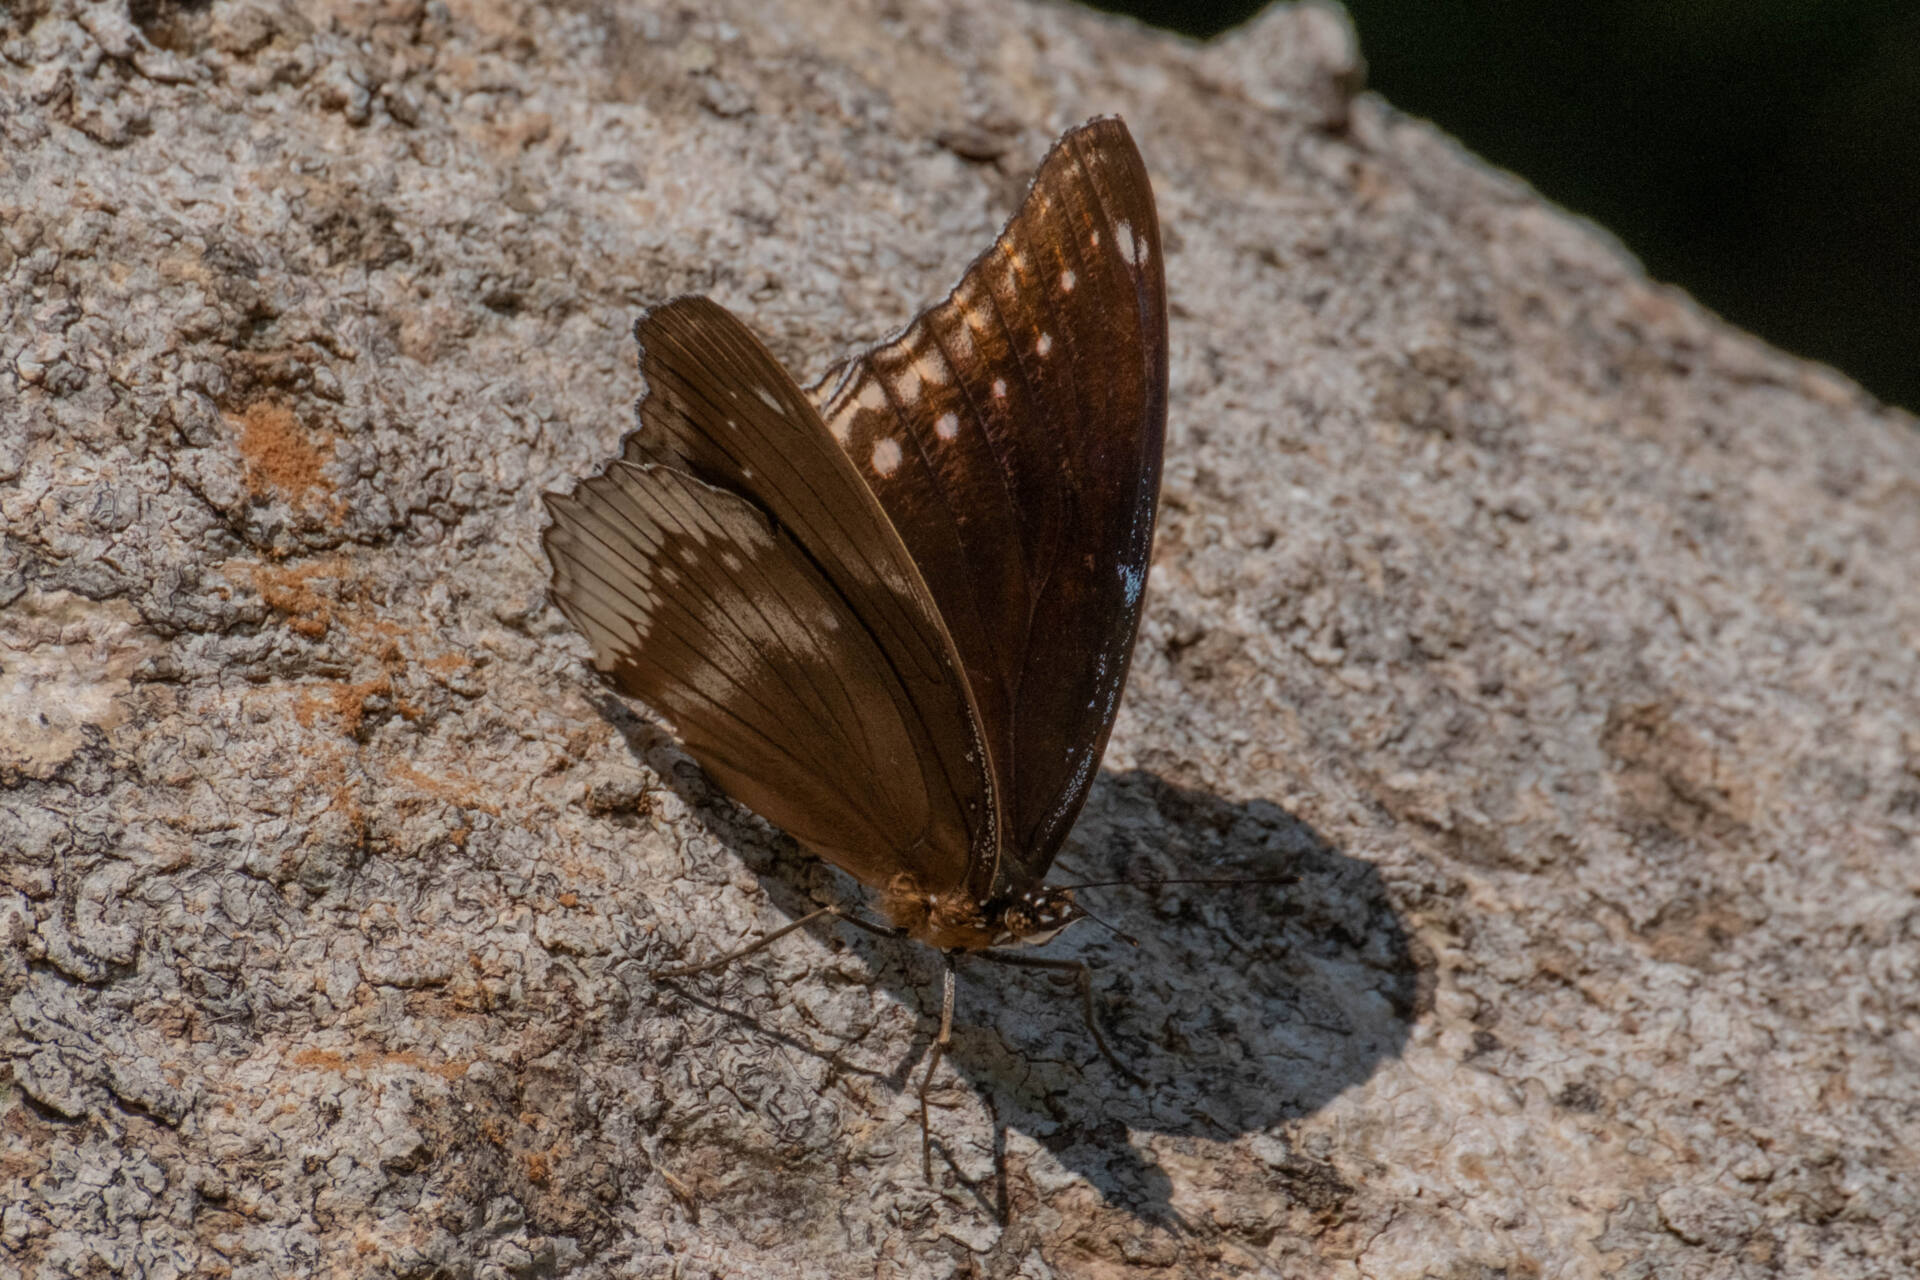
[1084,0,1920,414]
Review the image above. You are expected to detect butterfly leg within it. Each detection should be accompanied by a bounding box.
[918,953,957,1182]
[833,911,912,942]
[971,951,1145,1086]
[651,903,860,978]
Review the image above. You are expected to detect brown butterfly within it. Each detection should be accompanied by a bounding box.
[542,117,1167,1173]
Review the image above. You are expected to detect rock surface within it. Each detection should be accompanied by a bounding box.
[4,1,1918,1277]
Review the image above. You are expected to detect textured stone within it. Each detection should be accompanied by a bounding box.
[2,1,1917,1277]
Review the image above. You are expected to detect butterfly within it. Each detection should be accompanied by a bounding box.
[542,117,1167,1172]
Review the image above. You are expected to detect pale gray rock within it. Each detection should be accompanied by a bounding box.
[3,0,1916,1277]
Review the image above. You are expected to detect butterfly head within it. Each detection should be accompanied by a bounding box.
[882,876,1081,950]
[995,886,1084,947]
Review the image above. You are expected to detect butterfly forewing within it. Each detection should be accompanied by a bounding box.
[812,119,1169,897]
[548,300,995,898]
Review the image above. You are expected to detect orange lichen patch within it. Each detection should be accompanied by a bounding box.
[552,855,610,885]
[420,651,481,689]
[290,1047,349,1071]
[387,758,502,816]
[361,620,411,659]
[235,564,465,727]
[232,399,335,500]
[243,557,350,639]
[524,1150,551,1185]
[295,675,393,734]
[290,1046,471,1082]
[303,750,371,857]
[1,1103,56,1181]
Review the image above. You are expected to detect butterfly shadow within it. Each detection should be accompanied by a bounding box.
[597,693,1419,1224]
[924,769,1421,1224]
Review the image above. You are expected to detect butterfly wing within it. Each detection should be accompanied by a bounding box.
[810,118,1168,895]
[546,299,995,897]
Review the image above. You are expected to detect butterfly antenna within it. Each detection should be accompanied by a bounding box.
[1060,874,1300,892]
[1072,899,1140,948]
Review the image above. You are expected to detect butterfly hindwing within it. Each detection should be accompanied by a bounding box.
[548,300,995,898]
[545,464,942,883]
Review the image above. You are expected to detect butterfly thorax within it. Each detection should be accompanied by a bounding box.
[881,875,1082,951]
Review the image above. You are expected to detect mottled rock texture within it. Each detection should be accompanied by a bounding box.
[3,1,1917,1277]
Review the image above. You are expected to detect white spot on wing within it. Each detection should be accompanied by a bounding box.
[1060,269,1076,292]
[892,365,921,402]
[935,412,958,440]
[827,405,855,443]
[992,379,1007,400]
[755,386,785,414]
[949,319,976,361]
[871,437,902,476]
[1116,220,1135,264]
[913,344,949,387]
[1036,333,1052,357]
[1090,228,1101,247]
[857,380,888,412]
